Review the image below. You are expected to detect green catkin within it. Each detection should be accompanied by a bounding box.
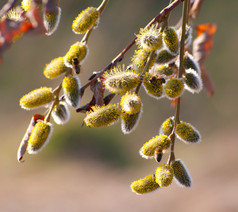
[131,174,160,194]
[183,52,201,75]
[156,48,177,64]
[164,78,184,99]
[20,87,54,110]
[172,159,192,187]
[27,121,53,154]
[121,110,142,134]
[72,7,99,34]
[155,164,174,187]
[44,56,68,79]
[84,104,121,127]
[140,134,171,159]
[142,72,164,99]
[162,27,179,55]
[62,75,81,108]
[64,42,88,68]
[103,66,141,94]
[183,68,203,93]
[51,101,70,125]
[175,121,201,143]
[43,7,61,36]
[120,92,142,114]
[159,116,175,136]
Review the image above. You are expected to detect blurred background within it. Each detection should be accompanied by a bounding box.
[0,0,237,211]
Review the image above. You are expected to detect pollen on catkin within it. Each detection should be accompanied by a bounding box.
[64,42,88,68]
[159,116,175,136]
[183,68,203,93]
[72,7,100,34]
[131,174,160,195]
[162,27,179,55]
[62,75,81,108]
[27,121,53,154]
[84,104,121,127]
[20,87,54,110]
[120,92,142,114]
[155,164,174,187]
[172,159,192,188]
[21,0,35,11]
[136,26,162,51]
[142,72,164,99]
[183,52,201,75]
[164,78,184,99]
[51,101,70,125]
[175,121,201,144]
[43,7,61,36]
[139,134,171,159]
[44,57,68,79]
[103,66,141,94]
[156,48,177,64]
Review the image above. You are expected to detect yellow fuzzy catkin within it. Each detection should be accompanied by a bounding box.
[21,0,34,11]
[159,116,175,136]
[43,7,61,36]
[64,42,88,68]
[44,57,68,79]
[120,92,142,114]
[27,121,53,154]
[72,7,99,34]
[84,104,121,127]
[155,164,174,187]
[154,64,176,76]
[162,27,179,55]
[131,174,160,194]
[164,78,184,99]
[140,134,171,159]
[20,87,54,110]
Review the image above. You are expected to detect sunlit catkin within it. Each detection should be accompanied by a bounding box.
[27,121,53,154]
[84,104,121,127]
[162,27,179,55]
[156,48,177,64]
[20,87,54,110]
[159,116,175,136]
[164,78,184,99]
[183,68,203,93]
[121,110,142,134]
[51,101,70,125]
[21,0,41,11]
[175,121,201,144]
[44,57,68,79]
[155,164,174,187]
[153,64,176,77]
[120,92,142,114]
[72,7,100,34]
[131,174,160,195]
[172,159,192,187]
[140,134,171,159]
[43,7,61,36]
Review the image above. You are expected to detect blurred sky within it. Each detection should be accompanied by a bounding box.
[0,0,238,211]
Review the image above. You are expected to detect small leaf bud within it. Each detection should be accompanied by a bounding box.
[175,121,201,144]
[84,104,121,128]
[156,48,177,64]
[20,87,54,110]
[51,101,70,125]
[43,7,61,36]
[183,68,203,93]
[155,164,174,187]
[121,110,142,134]
[164,78,184,99]
[130,174,160,195]
[72,7,100,34]
[162,27,179,55]
[159,116,175,136]
[120,92,142,114]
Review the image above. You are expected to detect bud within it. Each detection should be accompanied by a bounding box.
[20,87,54,110]
[43,57,68,79]
[183,52,201,75]
[130,174,160,195]
[164,78,184,100]
[51,101,70,125]
[155,164,174,187]
[43,7,61,36]
[183,68,203,93]
[84,104,121,127]
[62,75,81,108]
[156,48,177,64]
[121,110,142,134]
[64,42,88,68]
[153,64,176,77]
[172,159,192,187]
[143,72,164,99]
[120,92,142,114]
[72,7,100,34]
[159,116,175,136]
[103,66,140,94]
[27,121,53,154]
[162,27,179,55]
[175,121,201,144]
[140,134,171,159]
[136,26,162,51]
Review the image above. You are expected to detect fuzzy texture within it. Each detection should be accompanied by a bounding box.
[183,52,201,75]
[172,159,192,187]
[120,92,142,114]
[72,7,99,34]
[52,101,70,125]
[155,164,174,187]
[156,48,177,64]
[131,174,160,195]
[62,75,81,108]
[175,121,201,143]
[143,72,164,99]
[20,87,54,110]
[153,64,176,76]
[164,78,184,99]
[183,68,203,93]
[27,121,53,154]
[43,7,61,36]
[21,0,34,11]
[159,116,175,136]
[84,104,121,127]
[64,42,88,68]
[44,56,68,79]
[140,134,171,159]
[103,67,140,94]
[162,27,179,55]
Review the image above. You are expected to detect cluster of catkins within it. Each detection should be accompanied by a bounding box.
[17,1,102,161]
